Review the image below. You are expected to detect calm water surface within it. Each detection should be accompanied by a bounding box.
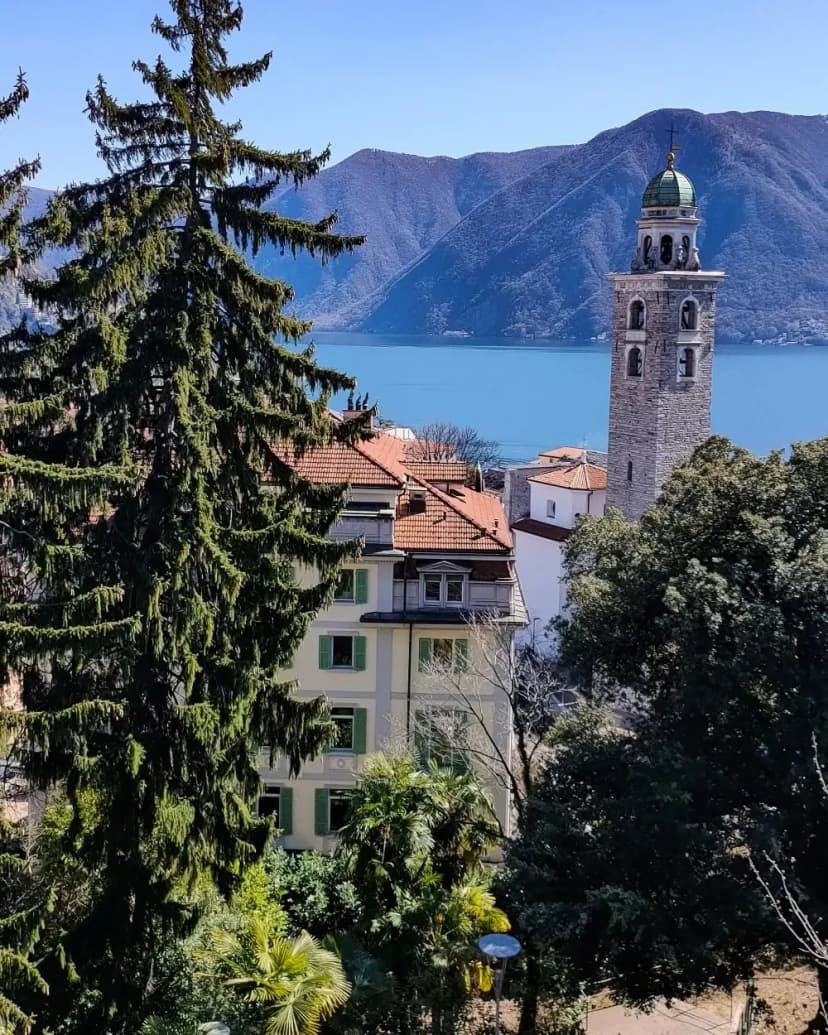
[311,332,828,463]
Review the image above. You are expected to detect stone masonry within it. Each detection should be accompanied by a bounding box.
[606,271,724,520]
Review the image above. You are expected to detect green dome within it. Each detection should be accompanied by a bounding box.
[642,159,696,208]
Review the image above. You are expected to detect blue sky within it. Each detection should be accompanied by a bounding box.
[3,0,828,187]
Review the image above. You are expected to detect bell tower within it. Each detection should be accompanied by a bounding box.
[605,143,726,520]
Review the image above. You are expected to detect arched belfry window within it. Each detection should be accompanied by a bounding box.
[680,299,698,330]
[660,234,673,265]
[643,235,653,266]
[678,346,696,379]
[628,299,645,330]
[626,346,643,377]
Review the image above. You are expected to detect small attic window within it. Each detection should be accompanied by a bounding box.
[628,299,645,330]
[626,346,643,378]
[409,489,427,515]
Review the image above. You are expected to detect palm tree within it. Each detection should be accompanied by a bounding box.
[201,919,350,1035]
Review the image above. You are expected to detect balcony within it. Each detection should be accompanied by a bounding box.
[392,579,514,614]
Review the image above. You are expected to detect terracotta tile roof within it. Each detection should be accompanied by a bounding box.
[273,433,407,487]
[529,463,607,491]
[276,427,511,554]
[538,446,587,462]
[511,517,573,542]
[395,477,511,553]
[403,459,469,483]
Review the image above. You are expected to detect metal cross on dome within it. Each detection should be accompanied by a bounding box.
[667,122,682,162]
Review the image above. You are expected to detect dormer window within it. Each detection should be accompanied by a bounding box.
[422,573,466,607]
[680,299,698,330]
[626,345,643,378]
[678,346,696,379]
[628,299,645,330]
[660,234,673,265]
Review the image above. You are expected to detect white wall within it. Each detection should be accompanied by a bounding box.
[528,483,606,530]
[513,529,565,654]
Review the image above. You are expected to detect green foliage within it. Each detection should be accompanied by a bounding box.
[266,850,360,939]
[504,435,828,1025]
[200,921,350,1035]
[500,709,771,1015]
[335,755,506,1035]
[0,2,364,1029]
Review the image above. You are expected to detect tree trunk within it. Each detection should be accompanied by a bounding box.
[810,968,828,1033]
[518,949,541,1035]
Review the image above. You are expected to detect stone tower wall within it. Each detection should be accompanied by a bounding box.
[606,272,723,520]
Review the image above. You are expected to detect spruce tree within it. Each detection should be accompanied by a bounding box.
[0,69,50,1035]
[0,4,363,1030]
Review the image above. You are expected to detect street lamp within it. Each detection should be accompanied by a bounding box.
[477,933,521,1035]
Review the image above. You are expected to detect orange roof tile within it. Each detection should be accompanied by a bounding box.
[538,446,587,462]
[274,439,404,487]
[395,476,511,553]
[403,459,469,483]
[529,463,607,491]
[276,428,511,554]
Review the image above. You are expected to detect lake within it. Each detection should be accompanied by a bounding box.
[311,332,828,463]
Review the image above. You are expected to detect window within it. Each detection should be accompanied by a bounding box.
[315,788,353,836]
[420,572,467,607]
[334,569,354,601]
[628,299,645,330]
[257,785,293,835]
[331,707,354,749]
[643,235,652,265]
[627,460,633,483]
[334,568,368,604]
[319,634,367,671]
[626,346,643,378]
[332,635,354,668]
[680,300,698,330]
[328,789,352,833]
[415,708,469,773]
[418,637,469,673]
[546,499,556,519]
[327,706,368,753]
[678,347,696,379]
[423,576,442,604]
[660,234,673,265]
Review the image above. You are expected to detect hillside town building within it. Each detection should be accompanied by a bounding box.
[260,421,523,848]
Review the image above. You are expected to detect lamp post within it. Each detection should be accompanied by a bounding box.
[477,933,521,1035]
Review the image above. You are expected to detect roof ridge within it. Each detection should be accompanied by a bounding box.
[409,472,509,548]
[351,432,407,485]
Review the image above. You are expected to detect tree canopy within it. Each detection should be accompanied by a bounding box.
[538,435,828,1026]
[0,2,364,1029]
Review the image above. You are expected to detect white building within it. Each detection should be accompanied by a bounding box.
[506,448,606,653]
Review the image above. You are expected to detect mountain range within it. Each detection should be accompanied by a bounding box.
[11,108,828,343]
[261,107,828,343]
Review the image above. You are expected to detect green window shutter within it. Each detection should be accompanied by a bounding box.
[314,788,329,837]
[454,638,469,673]
[279,787,293,835]
[353,708,368,754]
[354,568,369,605]
[418,637,432,673]
[353,635,367,672]
[318,635,331,670]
